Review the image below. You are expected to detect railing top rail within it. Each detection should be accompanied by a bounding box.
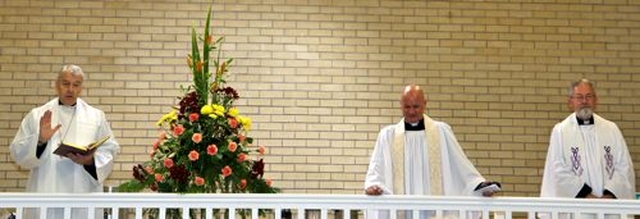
[0,193,639,214]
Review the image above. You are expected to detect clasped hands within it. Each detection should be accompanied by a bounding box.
[40,110,94,165]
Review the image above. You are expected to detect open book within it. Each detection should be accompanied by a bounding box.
[53,135,110,157]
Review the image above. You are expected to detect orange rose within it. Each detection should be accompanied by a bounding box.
[163,158,174,168]
[237,153,247,163]
[154,173,163,182]
[192,133,202,144]
[238,134,246,143]
[207,144,218,155]
[173,125,185,136]
[258,145,266,155]
[153,139,161,150]
[221,166,232,178]
[188,150,200,161]
[188,113,199,122]
[145,166,154,174]
[228,142,237,152]
[238,179,247,189]
[266,178,272,187]
[228,118,238,129]
[194,176,205,186]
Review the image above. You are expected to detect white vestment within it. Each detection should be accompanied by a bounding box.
[540,113,635,219]
[364,116,486,219]
[10,98,120,219]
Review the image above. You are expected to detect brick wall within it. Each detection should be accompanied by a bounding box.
[1,0,639,197]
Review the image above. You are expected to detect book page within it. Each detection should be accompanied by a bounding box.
[87,135,110,150]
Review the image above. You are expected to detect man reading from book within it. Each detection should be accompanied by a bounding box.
[10,64,120,219]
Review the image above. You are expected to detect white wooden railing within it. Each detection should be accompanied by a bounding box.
[1,193,639,219]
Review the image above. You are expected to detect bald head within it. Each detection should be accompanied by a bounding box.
[400,84,426,123]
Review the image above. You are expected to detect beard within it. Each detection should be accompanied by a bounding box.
[575,107,594,120]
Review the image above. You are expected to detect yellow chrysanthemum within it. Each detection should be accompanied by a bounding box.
[228,108,239,117]
[156,110,178,126]
[237,116,252,131]
[200,105,214,115]
[212,104,225,116]
[201,104,225,118]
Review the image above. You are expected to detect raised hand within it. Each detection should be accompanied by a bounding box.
[39,110,61,143]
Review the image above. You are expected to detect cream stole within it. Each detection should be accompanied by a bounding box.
[392,115,443,195]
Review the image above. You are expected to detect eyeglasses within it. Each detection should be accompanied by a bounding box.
[572,94,595,101]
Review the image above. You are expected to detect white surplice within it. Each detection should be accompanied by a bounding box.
[364,115,486,219]
[540,113,635,219]
[10,98,120,219]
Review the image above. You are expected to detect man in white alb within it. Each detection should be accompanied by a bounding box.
[540,79,635,219]
[364,84,499,219]
[10,64,120,219]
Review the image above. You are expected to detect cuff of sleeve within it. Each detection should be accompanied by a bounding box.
[576,184,592,198]
[83,162,98,180]
[36,141,48,158]
[603,189,617,199]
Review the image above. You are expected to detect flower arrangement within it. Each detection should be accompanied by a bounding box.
[119,7,279,198]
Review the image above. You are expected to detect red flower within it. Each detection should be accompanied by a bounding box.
[192,133,203,144]
[154,173,163,182]
[238,179,247,189]
[238,134,246,143]
[173,125,185,136]
[145,166,154,174]
[221,166,232,178]
[194,176,205,186]
[188,150,200,161]
[237,153,247,163]
[228,142,237,152]
[188,113,199,122]
[153,139,161,150]
[163,158,174,168]
[228,118,238,129]
[207,144,218,155]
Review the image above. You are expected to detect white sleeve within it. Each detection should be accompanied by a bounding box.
[603,125,635,199]
[364,128,392,194]
[440,123,485,195]
[10,109,43,169]
[92,111,120,183]
[540,124,584,198]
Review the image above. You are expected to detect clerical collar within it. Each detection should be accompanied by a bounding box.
[58,100,77,107]
[576,117,594,126]
[404,119,425,131]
